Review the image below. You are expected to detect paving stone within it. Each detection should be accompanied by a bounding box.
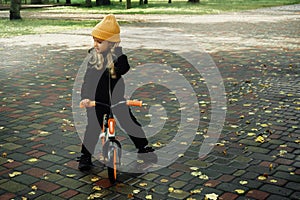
[168,189,190,199]
[246,189,270,199]
[135,180,157,190]
[24,167,50,178]
[34,180,61,192]
[185,159,211,168]
[35,193,65,200]
[13,173,39,185]
[290,191,300,200]
[39,154,64,163]
[260,184,293,196]
[219,192,239,200]
[0,180,28,193]
[56,177,86,189]
[217,182,248,193]
[286,182,300,191]
[52,187,68,195]
[177,172,194,182]
[246,146,270,154]
[170,180,187,189]
[273,171,300,182]
[59,189,79,199]
[152,185,169,195]
[0,193,16,200]
[266,194,291,200]
[209,164,237,174]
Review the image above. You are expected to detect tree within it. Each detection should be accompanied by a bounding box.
[31,0,42,3]
[96,0,110,6]
[85,0,92,7]
[125,0,131,9]
[10,0,21,20]
[188,0,199,2]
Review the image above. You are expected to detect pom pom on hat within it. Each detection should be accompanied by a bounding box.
[92,14,120,42]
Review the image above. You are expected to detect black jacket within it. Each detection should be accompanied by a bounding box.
[81,47,130,105]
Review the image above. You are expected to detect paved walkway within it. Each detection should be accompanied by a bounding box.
[0,5,299,200]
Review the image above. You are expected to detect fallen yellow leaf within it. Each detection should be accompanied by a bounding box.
[92,186,101,191]
[255,136,265,143]
[9,171,22,177]
[247,133,256,137]
[235,189,245,194]
[260,124,269,127]
[28,158,38,163]
[190,167,199,171]
[31,185,38,190]
[160,179,169,183]
[91,177,99,182]
[173,189,183,194]
[28,191,36,195]
[190,188,203,194]
[145,194,152,199]
[258,176,267,180]
[152,142,163,147]
[239,180,248,185]
[139,182,148,187]
[205,193,219,200]
[191,171,202,176]
[199,175,209,180]
[269,163,273,171]
[133,189,140,194]
[2,152,7,158]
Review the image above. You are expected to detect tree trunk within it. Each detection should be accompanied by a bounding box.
[139,0,143,5]
[85,0,92,7]
[188,0,199,2]
[97,0,110,5]
[168,0,171,3]
[144,0,147,4]
[125,0,131,9]
[31,0,42,4]
[66,0,71,4]
[10,0,21,20]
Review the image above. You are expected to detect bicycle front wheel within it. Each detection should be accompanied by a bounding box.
[106,142,121,184]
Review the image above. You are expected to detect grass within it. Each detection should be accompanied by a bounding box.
[26,0,300,14]
[1,0,299,37]
[0,19,97,37]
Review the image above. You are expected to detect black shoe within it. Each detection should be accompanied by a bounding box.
[137,146,157,163]
[77,154,93,171]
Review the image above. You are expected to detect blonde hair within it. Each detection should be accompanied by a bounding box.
[88,43,119,79]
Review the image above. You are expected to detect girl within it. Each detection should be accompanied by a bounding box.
[78,14,155,171]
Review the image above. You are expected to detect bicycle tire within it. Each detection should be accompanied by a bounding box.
[107,148,117,183]
[106,142,121,184]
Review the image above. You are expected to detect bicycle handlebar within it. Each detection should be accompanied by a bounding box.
[80,100,142,108]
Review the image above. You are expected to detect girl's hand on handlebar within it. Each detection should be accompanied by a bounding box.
[80,99,91,108]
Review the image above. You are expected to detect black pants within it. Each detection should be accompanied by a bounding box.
[81,105,148,156]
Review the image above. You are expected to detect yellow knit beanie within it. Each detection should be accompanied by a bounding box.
[92,14,120,42]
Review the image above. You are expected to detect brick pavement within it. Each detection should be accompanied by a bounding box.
[0,5,299,200]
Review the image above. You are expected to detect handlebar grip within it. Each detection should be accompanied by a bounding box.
[126,100,143,107]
